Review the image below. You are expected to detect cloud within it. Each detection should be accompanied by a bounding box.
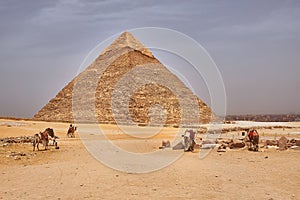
[31,0,157,24]
[201,2,300,40]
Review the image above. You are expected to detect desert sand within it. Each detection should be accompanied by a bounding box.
[0,118,299,199]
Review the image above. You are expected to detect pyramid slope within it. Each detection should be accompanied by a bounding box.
[34,32,213,126]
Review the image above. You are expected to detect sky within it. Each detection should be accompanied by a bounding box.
[0,0,299,118]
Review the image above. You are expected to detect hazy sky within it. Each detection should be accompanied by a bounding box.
[0,0,299,118]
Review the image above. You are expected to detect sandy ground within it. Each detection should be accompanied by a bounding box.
[0,119,299,200]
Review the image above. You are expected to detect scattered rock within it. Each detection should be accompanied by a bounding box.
[202,140,216,145]
[290,146,300,150]
[2,143,9,147]
[0,136,34,144]
[9,152,26,157]
[265,140,277,146]
[14,156,21,160]
[266,145,279,149]
[197,127,207,134]
[229,141,245,149]
[217,148,226,152]
[161,140,170,148]
[201,144,218,149]
[218,143,228,149]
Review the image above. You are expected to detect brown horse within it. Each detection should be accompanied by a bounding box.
[247,129,259,151]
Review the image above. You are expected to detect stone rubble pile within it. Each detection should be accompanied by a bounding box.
[168,135,300,152]
[0,136,33,144]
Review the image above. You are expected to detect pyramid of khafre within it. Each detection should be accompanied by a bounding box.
[34,31,214,126]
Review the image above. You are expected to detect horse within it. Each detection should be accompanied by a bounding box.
[247,129,259,151]
[33,131,49,151]
[67,126,77,138]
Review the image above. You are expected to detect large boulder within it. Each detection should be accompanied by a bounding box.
[278,136,288,150]
[162,140,170,148]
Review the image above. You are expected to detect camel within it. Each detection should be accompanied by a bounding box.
[33,128,58,151]
[32,133,40,151]
[247,129,259,151]
[67,126,77,138]
[182,129,196,152]
[44,128,58,146]
[33,131,49,151]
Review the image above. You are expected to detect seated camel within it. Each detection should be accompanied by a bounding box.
[247,129,259,151]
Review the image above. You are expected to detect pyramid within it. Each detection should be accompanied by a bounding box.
[34,31,214,126]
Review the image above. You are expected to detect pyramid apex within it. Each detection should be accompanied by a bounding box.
[102,31,153,57]
[121,30,132,35]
